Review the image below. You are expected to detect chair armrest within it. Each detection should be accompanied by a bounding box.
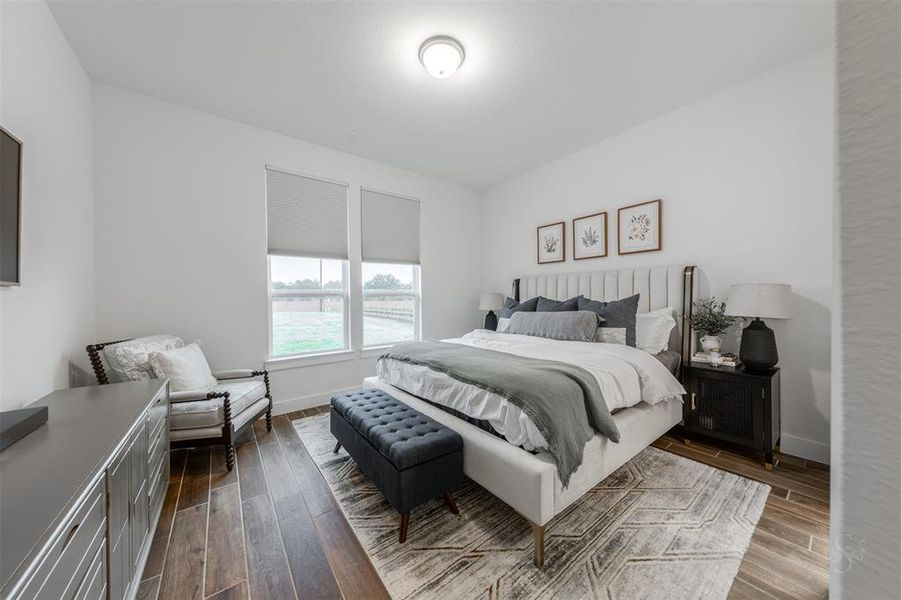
[170,389,217,403]
[214,369,266,381]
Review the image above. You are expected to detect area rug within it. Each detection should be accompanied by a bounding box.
[294,414,769,600]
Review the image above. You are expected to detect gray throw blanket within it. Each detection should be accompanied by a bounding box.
[380,341,621,487]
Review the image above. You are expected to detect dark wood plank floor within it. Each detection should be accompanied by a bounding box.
[140,408,829,599]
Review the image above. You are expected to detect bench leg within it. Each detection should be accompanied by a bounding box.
[531,522,545,568]
[333,442,341,454]
[399,512,410,543]
[443,491,459,514]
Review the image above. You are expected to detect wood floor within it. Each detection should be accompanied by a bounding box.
[139,408,829,600]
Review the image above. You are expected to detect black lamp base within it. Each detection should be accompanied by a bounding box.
[740,318,779,371]
[484,310,498,331]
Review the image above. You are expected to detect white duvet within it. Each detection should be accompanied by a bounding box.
[376,330,686,452]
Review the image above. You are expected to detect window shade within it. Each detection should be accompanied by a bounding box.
[361,188,420,264]
[266,166,348,259]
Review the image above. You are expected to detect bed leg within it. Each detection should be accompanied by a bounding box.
[531,522,545,568]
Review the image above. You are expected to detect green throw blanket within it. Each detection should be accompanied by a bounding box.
[380,341,621,487]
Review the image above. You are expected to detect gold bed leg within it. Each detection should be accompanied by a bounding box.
[531,522,545,568]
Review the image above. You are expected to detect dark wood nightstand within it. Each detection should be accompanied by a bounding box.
[684,363,781,470]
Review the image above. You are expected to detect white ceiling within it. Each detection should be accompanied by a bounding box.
[49,1,833,189]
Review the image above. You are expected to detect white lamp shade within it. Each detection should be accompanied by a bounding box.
[725,284,792,319]
[478,292,505,311]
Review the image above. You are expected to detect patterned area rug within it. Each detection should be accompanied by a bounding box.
[294,414,769,600]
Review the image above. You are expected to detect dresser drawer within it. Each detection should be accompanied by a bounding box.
[18,476,106,600]
[147,387,168,442]
[147,422,167,480]
[72,540,105,600]
[148,449,168,522]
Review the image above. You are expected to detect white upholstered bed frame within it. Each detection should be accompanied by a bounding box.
[368,264,698,568]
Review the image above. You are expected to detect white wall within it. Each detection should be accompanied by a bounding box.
[833,2,900,596]
[0,0,96,410]
[91,85,483,412]
[482,49,834,462]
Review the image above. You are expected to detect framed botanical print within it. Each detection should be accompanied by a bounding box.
[618,199,662,255]
[537,221,565,264]
[572,212,607,260]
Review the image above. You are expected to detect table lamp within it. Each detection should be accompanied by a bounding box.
[725,283,792,371]
[479,293,505,331]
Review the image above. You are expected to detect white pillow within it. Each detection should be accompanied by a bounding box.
[104,335,185,382]
[496,317,511,333]
[635,307,677,354]
[149,343,217,392]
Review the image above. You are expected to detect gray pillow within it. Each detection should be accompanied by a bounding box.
[536,295,582,311]
[506,310,601,342]
[578,294,641,347]
[498,296,539,319]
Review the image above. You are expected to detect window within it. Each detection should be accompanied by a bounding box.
[363,263,420,347]
[361,188,421,348]
[266,166,349,359]
[269,256,348,357]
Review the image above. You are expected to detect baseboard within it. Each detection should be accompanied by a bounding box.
[271,386,359,416]
[780,432,830,465]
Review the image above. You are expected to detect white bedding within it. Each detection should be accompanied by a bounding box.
[376,329,685,452]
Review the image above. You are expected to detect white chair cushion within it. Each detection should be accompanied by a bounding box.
[149,343,217,392]
[103,335,184,382]
[169,380,267,430]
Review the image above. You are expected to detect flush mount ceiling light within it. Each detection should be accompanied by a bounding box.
[419,36,465,79]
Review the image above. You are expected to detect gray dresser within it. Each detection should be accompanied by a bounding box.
[0,379,169,600]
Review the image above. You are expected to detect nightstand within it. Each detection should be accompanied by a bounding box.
[684,363,781,470]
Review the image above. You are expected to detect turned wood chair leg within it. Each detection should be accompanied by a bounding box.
[265,404,273,432]
[225,444,235,472]
[531,522,545,568]
[333,442,341,454]
[443,491,459,514]
[399,512,411,543]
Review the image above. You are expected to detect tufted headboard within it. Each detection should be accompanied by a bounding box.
[512,265,699,365]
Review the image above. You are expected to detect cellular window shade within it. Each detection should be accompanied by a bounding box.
[266,167,349,259]
[361,188,420,264]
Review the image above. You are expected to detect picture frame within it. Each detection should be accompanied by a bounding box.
[572,212,607,260]
[617,199,662,255]
[536,221,565,264]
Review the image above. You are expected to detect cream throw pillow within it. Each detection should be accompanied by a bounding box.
[104,335,185,382]
[149,343,217,392]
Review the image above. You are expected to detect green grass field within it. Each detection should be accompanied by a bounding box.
[272,312,413,356]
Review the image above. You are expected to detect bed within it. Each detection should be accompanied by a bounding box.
[367,264,698,567]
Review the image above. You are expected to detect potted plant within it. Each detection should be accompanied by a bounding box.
[689,297,735,356]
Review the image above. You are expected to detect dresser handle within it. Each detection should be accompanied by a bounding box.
[691,393,697,411]
[60,523,80,552]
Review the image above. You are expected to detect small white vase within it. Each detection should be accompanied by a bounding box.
[700,335,723,356]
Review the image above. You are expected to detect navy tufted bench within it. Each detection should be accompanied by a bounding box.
[330,389,464,542]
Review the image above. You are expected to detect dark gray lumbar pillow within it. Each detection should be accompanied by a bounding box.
[578,294,641,347]
[506,310,601,342]
[498,296,540,319]
[536,295,582,312]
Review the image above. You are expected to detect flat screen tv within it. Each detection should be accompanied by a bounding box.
[1,125,22,286]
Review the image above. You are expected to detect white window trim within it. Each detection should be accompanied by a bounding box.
[265,349,357,371]
[267,257,351,361]
[361,264,421,349]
